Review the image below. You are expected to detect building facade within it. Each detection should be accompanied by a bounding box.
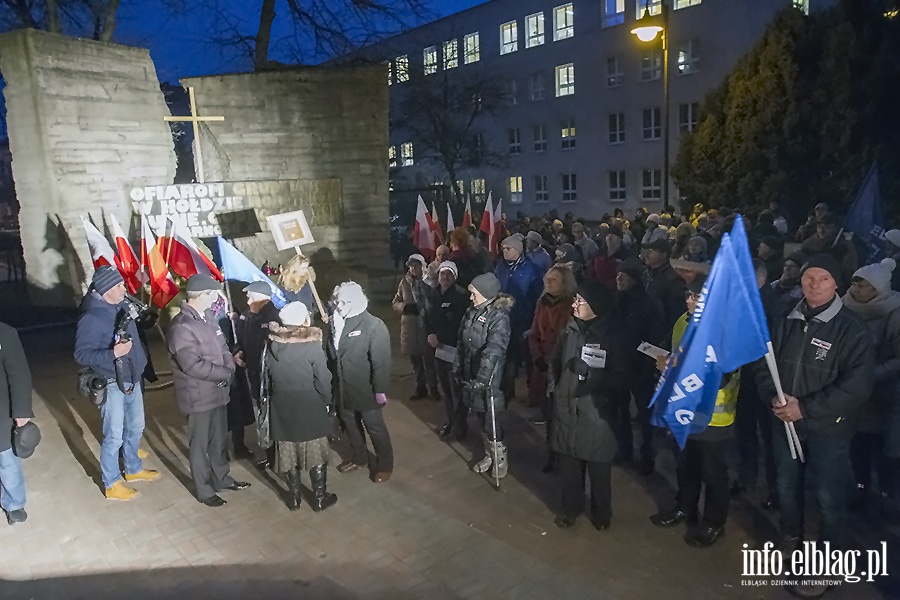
[351,0,828,220]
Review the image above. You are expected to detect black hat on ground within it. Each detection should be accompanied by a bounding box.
[13,421,40,459]
[576,280,615,316]
[186,273,222,293]
[92,265,124,296]
[801,253,841,284]
[469,273,501,301]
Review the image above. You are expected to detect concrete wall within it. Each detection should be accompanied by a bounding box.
[0,29,177,305]
[181,66,390,276]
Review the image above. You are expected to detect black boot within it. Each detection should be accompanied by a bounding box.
[310,465,338,512]
[284,468,302,511]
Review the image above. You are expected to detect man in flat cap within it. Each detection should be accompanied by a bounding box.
[75,266,160,502]
[168,274,249,507]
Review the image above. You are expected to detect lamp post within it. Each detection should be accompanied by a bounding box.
[632,1,670,208]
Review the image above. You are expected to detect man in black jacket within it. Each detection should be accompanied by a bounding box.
[759,254,874,581]
[425,261,470,441]
[0,321,33,524]
[641,238,686,339]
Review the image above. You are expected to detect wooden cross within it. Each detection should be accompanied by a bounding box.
[164,86,224,184]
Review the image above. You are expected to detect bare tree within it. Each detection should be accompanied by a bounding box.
[0,0,126,40]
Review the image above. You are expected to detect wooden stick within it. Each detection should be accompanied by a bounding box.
[295,246,328,323]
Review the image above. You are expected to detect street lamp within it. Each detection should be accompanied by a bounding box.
[632,1,670,207]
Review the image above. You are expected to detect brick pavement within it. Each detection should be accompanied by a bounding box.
[0,315,893,599]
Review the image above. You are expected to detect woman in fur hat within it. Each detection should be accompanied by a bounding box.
[265,301,337,512]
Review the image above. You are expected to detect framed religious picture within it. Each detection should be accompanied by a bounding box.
[266,210,315,250]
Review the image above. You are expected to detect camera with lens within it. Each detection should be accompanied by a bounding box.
[112,294,153,394]
[77,367,108,407]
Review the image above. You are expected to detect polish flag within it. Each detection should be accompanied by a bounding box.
[81,216,117,270]
[158,216,224,281]
[140,216,180,309]
[493,197,504,244]
[446,203,455,234]
[462,198,473,228]
[480,192,497,257]
[108,213,145,294]
[412,195,436,261]
[430,201,444,244]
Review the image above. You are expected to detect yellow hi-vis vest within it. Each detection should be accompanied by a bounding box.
[671,313,739,428]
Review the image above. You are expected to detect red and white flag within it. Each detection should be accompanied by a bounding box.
[81,216,117,270]
[430,201,444,244]
[493,197,504,244]
[413,195,436,261]
[462,198,473,228]
[446,203,455,233]
[480,192,497,257]
[140,216,179,309]
[108,213,145,294]
[158,216,224,281]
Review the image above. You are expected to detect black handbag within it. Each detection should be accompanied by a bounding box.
[257,345,272,449]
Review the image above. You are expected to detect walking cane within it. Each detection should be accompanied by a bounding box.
[487,368,502,492]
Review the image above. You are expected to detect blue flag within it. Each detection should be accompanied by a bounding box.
[841,163,884,265]
[216,237,287,309]
[650,216,770,448]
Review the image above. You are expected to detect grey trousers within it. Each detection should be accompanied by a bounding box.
[188,405,235,500]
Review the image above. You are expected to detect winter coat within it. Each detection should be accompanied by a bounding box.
[392,273,431,356]
[645,263,686,345]
[616,286,664,378]
[758,296,875,439]
[74,292,148,382]
[527,248,553,275]
[425,284,469,347]
[326,311,392,413]
[840,291,900,442]
[770,278,804,306]
[266,324,333,443]
[235,301,281,399]
[218,315,255,430]
[494,256,543,334]
[528,293,574,404]
[548,316,629,463]
[456,294,513,414]
[167,302,235,415]
[590,244,629,289]
[450,247,484,289]
[0,323,32,453]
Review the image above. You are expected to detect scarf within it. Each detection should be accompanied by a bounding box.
[841,289,900,321]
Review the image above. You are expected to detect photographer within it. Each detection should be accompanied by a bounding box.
[74,266,160,502]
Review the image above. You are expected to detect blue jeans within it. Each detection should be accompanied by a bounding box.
[100,381,145,488]
[0,447,26,511]
[773,426,851,547]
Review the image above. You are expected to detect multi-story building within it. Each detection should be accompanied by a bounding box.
[348,0,829,220]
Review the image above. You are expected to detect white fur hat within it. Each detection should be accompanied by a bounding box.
[884,229,900,250]
[279,302,310,326]
[853,258,897,294]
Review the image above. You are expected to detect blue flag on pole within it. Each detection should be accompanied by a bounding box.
[217,237,287,309]
[650,216,770,448]
[841,163,884,265]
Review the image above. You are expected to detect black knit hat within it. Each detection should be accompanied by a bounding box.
[469,273,501,300]
[576,280,615,317]
[13,421,41,459]
[617,256,644,284]
[801,253,841,284]
[686,274,707,295]
[91,265,124,296]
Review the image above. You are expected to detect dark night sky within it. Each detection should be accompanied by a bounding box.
[114,0,488,83]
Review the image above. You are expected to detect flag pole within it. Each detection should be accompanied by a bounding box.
[295,246,329,324]
[763,342,805,462]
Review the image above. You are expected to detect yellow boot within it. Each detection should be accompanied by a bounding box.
[137,448,149,460]
[124,470,161,482]
[105,481,140,501]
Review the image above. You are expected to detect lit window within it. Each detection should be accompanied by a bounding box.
[533,124,547,152]
[641,48,662,81]
[679,102,699,133]
[526,13,545,48]
[395,55,409,82]
[555,63,575,97]
[636,0,662,19]
[509,176,523,204]
[508,128,522,155]
[529,73,546,101]
[464,32,480,63]
[642,169,662,200]
[609,170,626,202]
[562,173,577,203]
[553,4,574,40]
[642,108,662,140]
[423,46,438,75]
[388,146,396,168]
[500,21,518,55]
[677,38,700,75]
[400,143,414,166]
[443,39,458,70]
[607,54,624,87]
[561,119,576,150]
[504,79,518,106]
[534,175,549,203]
[472,178,486,201]
[604,0,625,27]
[674,0,701,8]
[608,113,625,144]
[387,61,392,85]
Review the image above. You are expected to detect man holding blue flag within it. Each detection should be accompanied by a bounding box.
[648,217,771,547]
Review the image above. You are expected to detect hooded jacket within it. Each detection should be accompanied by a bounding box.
[456,294,513,413]
[327,284,392,413]
[74,292,147,382]
[759,296,875,439]
[494,255,543,334]
[266,324,333,443]
[167,302,235,415]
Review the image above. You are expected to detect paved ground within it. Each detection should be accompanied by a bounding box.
[0,306,896,599]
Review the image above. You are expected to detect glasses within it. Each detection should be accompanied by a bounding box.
[685,291,700,301]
